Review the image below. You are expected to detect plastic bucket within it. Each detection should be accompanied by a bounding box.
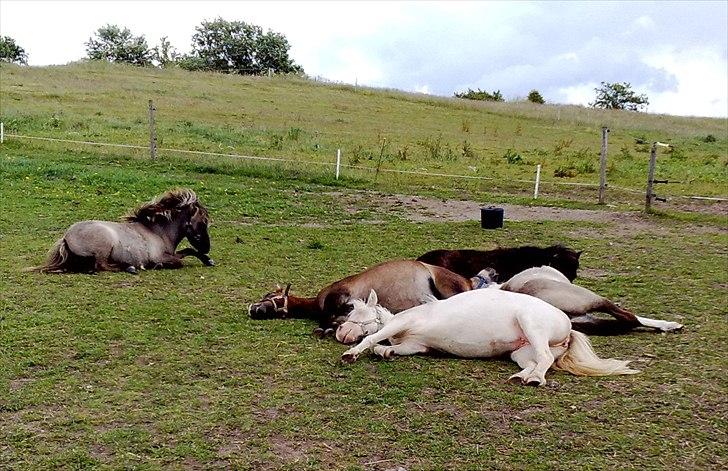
[480,206,504,229]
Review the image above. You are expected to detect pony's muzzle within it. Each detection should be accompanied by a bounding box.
[335,322,364,344]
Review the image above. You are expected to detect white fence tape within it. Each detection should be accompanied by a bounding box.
[4,132,727,202]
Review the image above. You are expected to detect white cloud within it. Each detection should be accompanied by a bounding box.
[414,85,432,95]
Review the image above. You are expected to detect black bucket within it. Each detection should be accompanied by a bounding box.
[480,206,504,229]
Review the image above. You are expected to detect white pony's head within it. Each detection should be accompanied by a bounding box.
[336,289,388,344]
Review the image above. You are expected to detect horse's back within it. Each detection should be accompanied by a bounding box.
[397,289,570,357]
[64,220,163,264]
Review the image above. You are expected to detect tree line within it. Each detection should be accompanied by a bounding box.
[1,20,649,110]
[1,18,302,75]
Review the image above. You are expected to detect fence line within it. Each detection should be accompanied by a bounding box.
[4,132,727,202]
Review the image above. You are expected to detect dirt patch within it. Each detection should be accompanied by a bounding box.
[269,435,308,463]
[9,378,35,392]
[327,191,725,236]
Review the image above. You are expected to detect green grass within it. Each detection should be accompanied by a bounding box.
[1,61,727,206]
[0,61,727,469]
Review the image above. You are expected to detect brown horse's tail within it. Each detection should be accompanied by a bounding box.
[26,238,71,273]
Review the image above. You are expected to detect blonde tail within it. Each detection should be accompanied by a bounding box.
[554,330,639,376]
[26,238,70,273]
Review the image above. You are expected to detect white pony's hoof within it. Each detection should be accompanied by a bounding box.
[661,322,683,332]
[341,352,358,364]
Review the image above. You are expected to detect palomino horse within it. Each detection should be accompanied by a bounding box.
[417,244,582,282]
[30,188,214,274]
[475,266,683,334]
[340,289,638,386]
[248,260,471,335]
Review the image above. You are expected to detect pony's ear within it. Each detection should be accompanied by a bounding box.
[366,289,378,307]
[284,284,291,296]
[576,250,583,259]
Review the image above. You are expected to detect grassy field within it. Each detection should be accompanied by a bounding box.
[1,62,726,207]
[1,63,727,469]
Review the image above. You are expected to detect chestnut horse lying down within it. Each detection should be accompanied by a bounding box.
[478,266,683,335]
[417,244,581,282]
[248,260,471,335]
[340,289,638,386]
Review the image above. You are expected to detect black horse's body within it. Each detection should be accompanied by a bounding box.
[417,245,581,282]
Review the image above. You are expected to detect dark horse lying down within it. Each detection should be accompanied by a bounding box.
[417,244,581,282]
[30,188,214,274]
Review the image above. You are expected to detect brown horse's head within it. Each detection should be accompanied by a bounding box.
[249,284,291,319]
[126,188,211,254]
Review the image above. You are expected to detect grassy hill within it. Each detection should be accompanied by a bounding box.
[2,62,726,205]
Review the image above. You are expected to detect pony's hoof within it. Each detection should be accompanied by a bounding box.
[323,328,335,337]
[341,352,358,364]
[204,258,216,267]
[125,266,139,275]
[507,375,525,385]
[312,328,325,338]
[525,377,545,387]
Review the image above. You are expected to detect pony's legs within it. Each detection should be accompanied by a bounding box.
[635,316,683,332]
[341,320,408,363]
[508,346,538,383]
[514,314,562,386]
[373,341,428,359]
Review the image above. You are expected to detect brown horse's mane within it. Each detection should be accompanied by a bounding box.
[124,188,209,225]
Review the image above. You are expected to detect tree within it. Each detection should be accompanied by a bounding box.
[0,36,28,65]
[86,24,152,66]
[527,89,545,104]
[454,88,504,102]
[591,82,649,111]
[152,36,179,68]
[182,18,302,74]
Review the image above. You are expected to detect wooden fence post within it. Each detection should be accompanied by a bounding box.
[645,142,657,212]
[148,100,157,160]
[598,127,609,204]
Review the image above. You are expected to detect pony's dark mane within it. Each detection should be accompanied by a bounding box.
[124,188,209,225]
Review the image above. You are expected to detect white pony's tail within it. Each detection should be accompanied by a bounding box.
[554,330,639,376]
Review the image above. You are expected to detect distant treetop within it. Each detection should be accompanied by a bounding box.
[0,36,28,65]
[454,88,504,102]
[85,24,153,66]
[591,81,649,111]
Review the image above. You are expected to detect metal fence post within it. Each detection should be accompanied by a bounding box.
[148,100,157,160]
[599,127,609,204]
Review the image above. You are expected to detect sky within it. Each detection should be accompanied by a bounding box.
[1,0,727,118]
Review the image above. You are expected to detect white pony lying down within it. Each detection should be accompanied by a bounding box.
[340,289,638,386]
[473,266,683,335]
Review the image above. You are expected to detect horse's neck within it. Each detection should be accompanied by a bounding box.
[147,219,185,249]
[287,296,321,319]
[377,306,395,324]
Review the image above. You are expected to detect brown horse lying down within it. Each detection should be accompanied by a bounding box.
[417,244,582,282]
[248,259,471,335]
[478,266,683,335]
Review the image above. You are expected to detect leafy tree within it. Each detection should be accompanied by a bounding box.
[0,36,28,65]
[152,36,179,68]
[591,81,649,111]
[182,18,302,75]
[86,24,152,66]
[454,88,504,102]
[527,89,545,104]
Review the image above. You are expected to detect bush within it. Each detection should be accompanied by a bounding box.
[702,134,717,143]
[503,149,523,164]
[454,88,504,102]
[527,90,545,104]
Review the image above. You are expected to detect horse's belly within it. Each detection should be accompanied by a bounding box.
[420,330,523,358]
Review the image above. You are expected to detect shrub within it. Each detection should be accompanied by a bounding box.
[703,134,717,143]
[503,149,523,164]
[527,90,545,104]
[454,88,504,102]
[0,36,28,64]
[86,24,152,66]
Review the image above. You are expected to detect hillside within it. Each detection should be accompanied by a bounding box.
[1,62,726,203]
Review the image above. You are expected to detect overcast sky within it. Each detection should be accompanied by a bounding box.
[1,1,726,117]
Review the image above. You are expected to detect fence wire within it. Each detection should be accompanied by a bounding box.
[3,132,727,202]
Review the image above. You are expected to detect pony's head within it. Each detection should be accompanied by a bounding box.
[470,268,498,289]
[249,284,291,319]
[126,189,211,254]
[547,245,582,281]
[336,289,387,344]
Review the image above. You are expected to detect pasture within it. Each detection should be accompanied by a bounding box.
[1,63,727,469]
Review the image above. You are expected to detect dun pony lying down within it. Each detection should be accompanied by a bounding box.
[340,289,638,386]
[476,266,683,334]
